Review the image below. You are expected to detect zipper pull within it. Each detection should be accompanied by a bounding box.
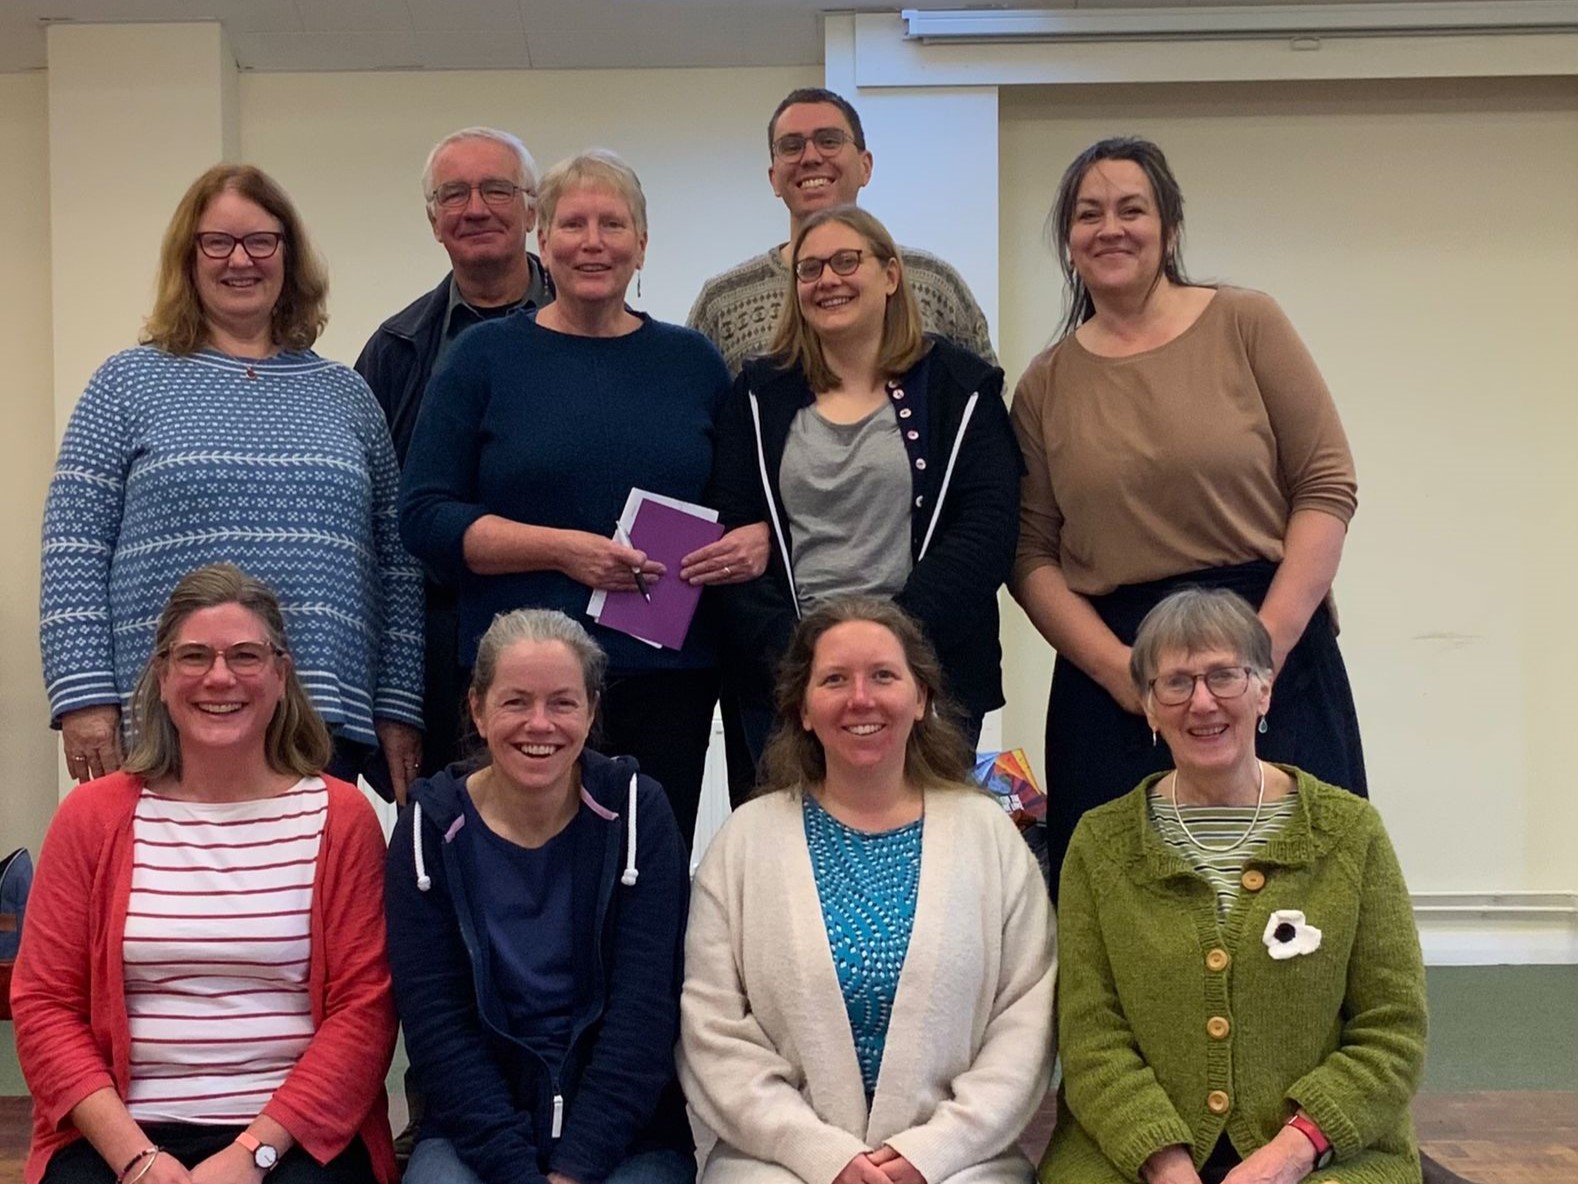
[551,1093,564,1138]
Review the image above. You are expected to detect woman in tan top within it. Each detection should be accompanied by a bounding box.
[1010,136,1364,895]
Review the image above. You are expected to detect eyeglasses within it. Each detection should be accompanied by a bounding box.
[1148,666,1254,707]
[429,179,532,210]
[165,642,280,676]
[194,232,284,260]
[794,249,867,283]
[772,128,857,159]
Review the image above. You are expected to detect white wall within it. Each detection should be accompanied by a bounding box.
[0,72,63,860]
[238,65,818,366]
[997,76,1578,899]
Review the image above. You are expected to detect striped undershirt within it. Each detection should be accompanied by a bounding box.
[123,779,326,1124]
[1148,786,1298,918]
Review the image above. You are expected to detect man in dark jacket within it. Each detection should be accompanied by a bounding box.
[356,126,554,782]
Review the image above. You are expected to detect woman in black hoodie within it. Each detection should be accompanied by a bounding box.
[386,609,692,1184]
[709,205,1022,764]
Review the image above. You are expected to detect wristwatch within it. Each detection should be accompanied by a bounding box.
[1285,1113,1334,1169]
[234,1133,280,1173]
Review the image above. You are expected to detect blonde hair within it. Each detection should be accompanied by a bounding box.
[123,564,331,780]
[767,205,926,393]
[536,148,647,239]
[142,163,329,355]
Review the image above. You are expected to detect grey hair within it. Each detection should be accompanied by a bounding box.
[469,608,608,706]
[1129,587,1274,698]
[422,126,539,203]
[537,148,648,239]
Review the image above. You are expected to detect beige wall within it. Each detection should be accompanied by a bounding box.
[9,54,1577,918]
[998,76,1578,895]
[238,66,818,366]
[0,72,63,858]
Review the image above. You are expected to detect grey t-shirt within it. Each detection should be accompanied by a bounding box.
[781,402,912,611]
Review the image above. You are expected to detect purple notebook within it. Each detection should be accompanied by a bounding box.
[597,500,725,650]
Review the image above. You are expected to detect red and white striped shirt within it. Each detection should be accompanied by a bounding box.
[123,779,326,1124]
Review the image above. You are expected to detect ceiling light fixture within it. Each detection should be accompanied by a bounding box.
[901,3,1578,44]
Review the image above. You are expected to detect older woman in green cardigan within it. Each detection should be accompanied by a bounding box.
[1045,587,1426,1184]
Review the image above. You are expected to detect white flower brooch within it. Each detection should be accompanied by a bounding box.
[1262,909,1322,960]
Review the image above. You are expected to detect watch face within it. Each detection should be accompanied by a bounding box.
[254,1146,279,1171]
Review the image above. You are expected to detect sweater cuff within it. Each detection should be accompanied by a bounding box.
[47,674,121,727]
[1286,1078,1363,1161]
[778,1128,870,1184]
[1107,1117,1196,1182]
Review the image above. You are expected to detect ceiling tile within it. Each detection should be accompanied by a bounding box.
[408,0,521,34]
[0,19,45,71]
[228,29,421,71]
[415,27,531,70]
[522,1,821,68]
[293,0,413,35]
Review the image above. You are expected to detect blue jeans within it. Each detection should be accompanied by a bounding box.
[407,1138,695,1184]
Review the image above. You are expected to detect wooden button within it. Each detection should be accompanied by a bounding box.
[1205,948,1230,972]
[1206,1016,1231,1040]
[1241,868,1266,891]
[1207,1090,1231,1115]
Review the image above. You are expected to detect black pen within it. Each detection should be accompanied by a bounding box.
[614,525,652,603]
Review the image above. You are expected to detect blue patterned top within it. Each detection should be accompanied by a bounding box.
[803,792,922,1096]
[40,346,425,746]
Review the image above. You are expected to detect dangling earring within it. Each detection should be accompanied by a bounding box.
[1257,714,1268,735]
[1151,729,1158,748]
[636,270,642,299]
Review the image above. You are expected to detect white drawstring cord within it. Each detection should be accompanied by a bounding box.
[412,800,431,891]
[621,772,640,886]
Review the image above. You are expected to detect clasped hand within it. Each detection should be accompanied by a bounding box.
[566,523,770,591]
[835,1147,925,1184]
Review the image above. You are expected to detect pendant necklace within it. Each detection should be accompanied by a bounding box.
[1169,760,1266,854]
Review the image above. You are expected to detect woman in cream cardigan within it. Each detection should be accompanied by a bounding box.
[680,596,1054,1184]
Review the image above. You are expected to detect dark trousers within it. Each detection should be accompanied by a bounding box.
[596,666,721,852]
[1198,1135,1241,1184]
[1043,560,1367,900]
[43,1125,374,1184]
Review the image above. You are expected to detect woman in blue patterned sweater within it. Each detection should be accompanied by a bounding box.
[41,163,424,800]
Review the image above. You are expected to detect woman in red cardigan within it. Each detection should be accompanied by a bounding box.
[13,563,397,1184]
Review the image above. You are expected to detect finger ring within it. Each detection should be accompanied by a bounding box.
[723,565,733,577]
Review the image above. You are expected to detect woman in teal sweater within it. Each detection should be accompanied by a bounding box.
[1046,588,1426,1184]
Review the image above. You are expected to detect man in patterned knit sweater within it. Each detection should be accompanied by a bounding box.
[687,86,996,375]
[688,88,997,806]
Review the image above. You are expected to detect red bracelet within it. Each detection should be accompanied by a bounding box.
[1285,1113,1334,1169]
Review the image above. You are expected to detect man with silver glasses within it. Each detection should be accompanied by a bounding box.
[356,126,554,783]
[687,88,995,807]
[687,86,995,375]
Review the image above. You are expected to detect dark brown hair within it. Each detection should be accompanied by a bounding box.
[1046,136,1191,339]
[767,205,927,393]
[767,87,867,156]
[124,563,330,780]
[758,595,972,794]
[142,163,329,355]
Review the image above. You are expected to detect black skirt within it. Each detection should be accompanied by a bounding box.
[1042,559,1366,898]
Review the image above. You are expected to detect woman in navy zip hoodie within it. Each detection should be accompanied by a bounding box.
[709,205,1022,759]
[386,608,693,1184]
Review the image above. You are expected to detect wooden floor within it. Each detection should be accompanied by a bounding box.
[1,1091,1572,1183]
[1016,1090,1578,1182]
